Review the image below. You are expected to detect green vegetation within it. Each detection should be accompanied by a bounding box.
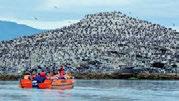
[0,74,20,81]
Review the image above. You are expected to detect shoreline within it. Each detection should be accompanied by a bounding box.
[73,72,179,80]
[0,74,21,81]
[1,72,179,80]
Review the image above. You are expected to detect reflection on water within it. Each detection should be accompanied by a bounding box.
[0,80,179,101]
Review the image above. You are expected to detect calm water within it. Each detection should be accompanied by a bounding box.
[0,80,179,101]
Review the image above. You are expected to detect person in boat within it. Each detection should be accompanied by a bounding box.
[46,71,54,80]
[23,72,32,80]
[37,66,42,74]
[32,73,42,87]
[33,72,46,84]
[40,70,47,79]
[45,67,50,73]
[58,66,65,79]
[49,68,65,80]
[49,71,59,80]
[65,72,73,79]
[32,71,37,80]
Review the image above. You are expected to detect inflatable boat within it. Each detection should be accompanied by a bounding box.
[20,79,74,89]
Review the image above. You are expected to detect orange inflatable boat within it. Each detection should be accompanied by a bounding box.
[20,79,75,89]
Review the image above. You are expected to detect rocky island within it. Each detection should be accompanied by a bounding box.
[0,11,178,80]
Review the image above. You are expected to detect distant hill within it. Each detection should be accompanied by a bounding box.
[0,21,43,40]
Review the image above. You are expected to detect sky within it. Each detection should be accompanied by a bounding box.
[0,0,179,31]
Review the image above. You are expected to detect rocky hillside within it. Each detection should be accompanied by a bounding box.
[0,11,178,74]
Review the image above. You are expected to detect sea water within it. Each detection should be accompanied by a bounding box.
[0,80,179,101]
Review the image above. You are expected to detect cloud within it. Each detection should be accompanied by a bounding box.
[0,17,79,29]
[0,0,179,30]
[17,20,79,29]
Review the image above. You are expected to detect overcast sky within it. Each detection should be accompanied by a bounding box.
[0,0,179,31]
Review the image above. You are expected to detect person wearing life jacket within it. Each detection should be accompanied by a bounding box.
[33,73,45,83]
[31,70,37,80]
[46,71,54,80]
[37,66,42,74]
[40,70,47,79]
[64,72,73,79]
[58,66,65,79]
[23,72,32,80]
